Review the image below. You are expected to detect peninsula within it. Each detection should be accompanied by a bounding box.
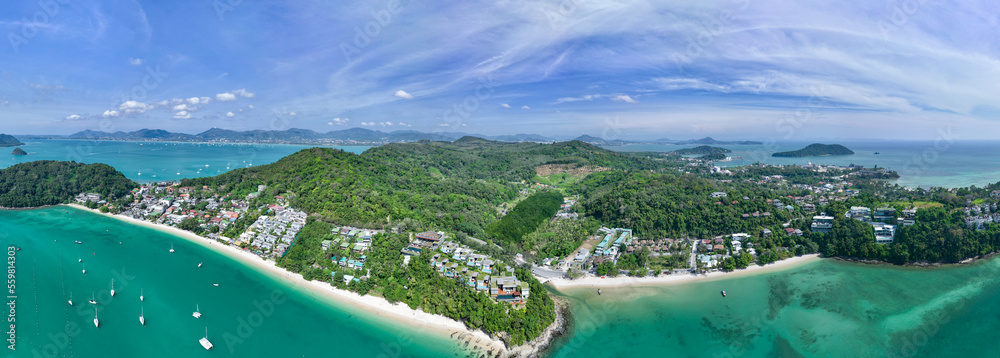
[0,133,24,147]
[772,143,854,157]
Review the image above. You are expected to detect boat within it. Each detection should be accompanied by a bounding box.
[874,152,880,154]
[212,283,219,287]
[82,263,86,275]
[169,244,175,253]
[94,311,100,328]
[74,241,82,244]
[199,327,214,350]
[110,279,115,297]
[68,293,73,306]
[721,290,727,297]
[193,304,202,318]
[198,262,203,268]
[140,306,145,326]
[597,289,602,295]
[89,292,98,305]
[78,256,82,263]
[140,288,144,302]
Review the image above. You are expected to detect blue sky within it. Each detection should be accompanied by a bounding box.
[2,0,999,140]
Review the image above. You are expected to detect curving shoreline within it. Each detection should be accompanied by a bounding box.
[544,254,822,291]
[63,204,539,357]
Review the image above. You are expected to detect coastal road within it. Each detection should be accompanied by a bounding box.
[689,240,697,270]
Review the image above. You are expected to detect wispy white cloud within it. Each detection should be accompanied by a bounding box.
[225,111,235,118]
[173,111,191,119]
[216,93,237,101]
[65,114,82,120]
[394,90,414,100]
[500,103,511,108]
[611,95,637,104]
[128,58,143,66]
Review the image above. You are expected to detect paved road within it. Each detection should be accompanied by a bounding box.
[531,265,567,279]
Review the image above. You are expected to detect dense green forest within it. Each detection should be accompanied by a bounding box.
[365,137,660,182]
[182,139,658,236]
[0,134,24,147]
[772,143,854,157]
[181,147,516,236]
[0,161,136,207]
[578,171,793,238]
[486,191,563,244]
[277,219,556,345]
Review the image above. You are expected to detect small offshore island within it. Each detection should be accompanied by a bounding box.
[11,148,27,155]
[3,138,1000,356]
[773,143,855,157]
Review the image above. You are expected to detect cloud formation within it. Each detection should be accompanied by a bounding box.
[393,90,414,100]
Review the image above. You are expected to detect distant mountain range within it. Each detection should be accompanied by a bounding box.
[571,135,762,146]
[27,128,762,146]
[59,128,559,144]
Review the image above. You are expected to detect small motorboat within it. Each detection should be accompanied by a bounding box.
[212,283,219,287]
[721,290,727,298]
[198,262,203,268]
[74,241,82,244]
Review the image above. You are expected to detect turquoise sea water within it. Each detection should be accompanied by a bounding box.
[546,257,1000,357]
[607,140,1000,188]
[1,140,369,182]
[0,207,462,358]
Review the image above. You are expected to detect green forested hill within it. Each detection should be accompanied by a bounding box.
[181,147,516,235]
[182,139,660,235]
[578,171,792,238]
[0,134,24,147]
[365,138,660,182]
[0,161,136,207]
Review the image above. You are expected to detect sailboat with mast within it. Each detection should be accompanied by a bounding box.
[199,327,213,350]
[89,292,97,305]
[169,244,175,253]
[139,306,145,326]
[192,304,202,318]
[94,310,100,328]
[110,278,115,297]
[82,263,86,275]
[140,288,144,301]
[68,292,73,306]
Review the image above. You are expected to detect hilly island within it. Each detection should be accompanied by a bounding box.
[0,133,24,147]
[772,143,855,157]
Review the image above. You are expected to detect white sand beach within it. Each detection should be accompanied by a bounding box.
[545,254,822,290]
[66,204,512,356]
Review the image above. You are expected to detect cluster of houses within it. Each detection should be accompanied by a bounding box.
[697,233,755,268]
[823,206,913,244]
[237,206,307,258]
[323,226,384,272]
[563,228,634,271]
[75,192,104,204]
[121,183,251,232]
[963,202,1000,231]
[624,238,684,255]
[428,237,531,305]
[555,198,579,220]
